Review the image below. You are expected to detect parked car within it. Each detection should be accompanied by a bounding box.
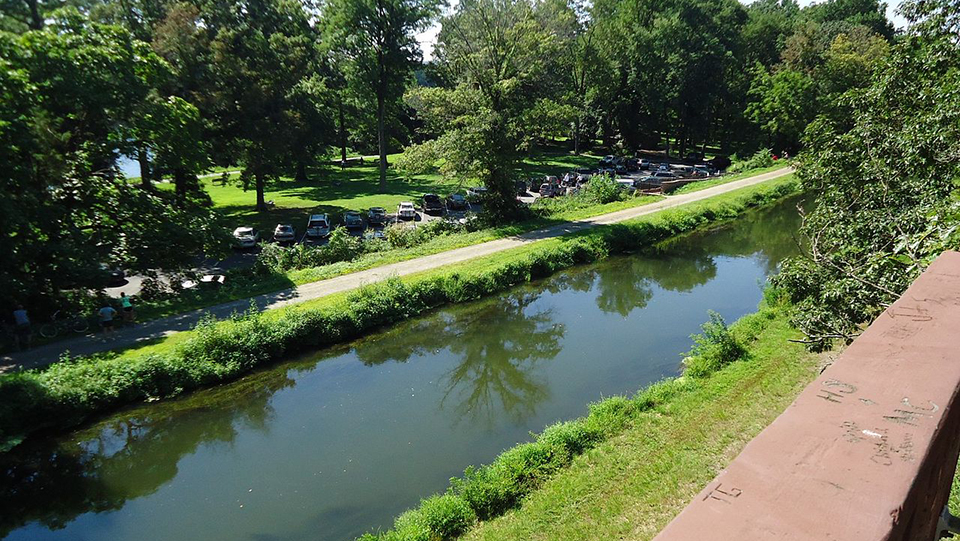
[539,183,559,197]
[639,176,663,188]
[233,226,260,248]
[397,201,417,220]
[638,159,651,170]
[615,178,637,192]
[273,224,296,243]
[343,211,364,230]
[625,158,640,172]
[422,193,445,215]
[652,171,678,180]
[691,167,711,178]
[708,155,731,171]
[446,193,469,210]
[599,155,616,167]
[305,214,330,239]
[466,186,488,201]
[658,162,672,172]
[367,207,387,225]
[101,264,126,286]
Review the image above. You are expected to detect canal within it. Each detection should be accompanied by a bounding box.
[0,195,805,541]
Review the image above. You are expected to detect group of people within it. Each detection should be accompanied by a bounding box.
[9,292,136,351]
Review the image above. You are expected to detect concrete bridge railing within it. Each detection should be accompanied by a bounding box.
[653,250,960,541]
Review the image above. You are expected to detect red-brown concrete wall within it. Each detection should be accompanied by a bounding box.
[653,250,960,541]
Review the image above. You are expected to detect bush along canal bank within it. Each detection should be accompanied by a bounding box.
[0,175,800,453]
[355,291,822,541]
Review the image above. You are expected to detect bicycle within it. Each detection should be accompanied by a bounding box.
[39,310,91,339]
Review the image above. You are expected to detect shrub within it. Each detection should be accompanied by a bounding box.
[582,173,624,204]
[682,310,747,378]
[728,148,774,174]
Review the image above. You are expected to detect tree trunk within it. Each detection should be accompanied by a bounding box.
[26,0,42,30]
[573,116,581,155]
[138,145,152,189]
[295,160,308,183]
[256,172,267,211]
[376,87,387,193]
[338,98,347,163]
[174,169,187,206]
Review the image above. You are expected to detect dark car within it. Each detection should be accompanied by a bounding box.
[708,155,731,171]
[446,193,469,210]
[422,193,445,215]
[343,211,364,231]
[598,155,616,167]
[367,207,386,225]
[625,158,640,172]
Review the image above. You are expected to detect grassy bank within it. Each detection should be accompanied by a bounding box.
[0,175,799,452]
[353,292,821,541]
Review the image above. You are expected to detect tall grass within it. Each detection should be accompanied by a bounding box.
[0,177,799,452]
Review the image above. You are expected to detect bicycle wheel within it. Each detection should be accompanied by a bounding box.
[39,323,59,339]
[71,318,90,334]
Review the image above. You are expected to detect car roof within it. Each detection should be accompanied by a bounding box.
[345,210,361,215]
[399,201,414,206]
[369,206,385,211]
[276,224,292,228]
[234,226,254,233]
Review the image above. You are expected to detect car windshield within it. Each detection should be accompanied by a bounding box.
[278,226,292,232]
[370,208,385,214]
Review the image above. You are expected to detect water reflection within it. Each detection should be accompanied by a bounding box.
[0,369,296,538]
[354,291,563,425]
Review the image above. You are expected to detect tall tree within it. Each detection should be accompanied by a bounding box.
[323,0,439,192]
[204,0,319,210]
[775,0,960,349]
[0,9,225,313]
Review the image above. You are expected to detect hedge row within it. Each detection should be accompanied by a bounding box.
[0,177,799,452]
[356,290,790,541]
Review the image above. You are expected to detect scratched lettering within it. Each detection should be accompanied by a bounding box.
[887,306,933,322]
[703,483,742,505]
[882,324,919,340]
[902,398,939,413]
[841,421,864,443]
[883,398,938,426]
[817,379,857,403]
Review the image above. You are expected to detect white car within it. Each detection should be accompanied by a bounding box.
[466,186,488,201]
[305,214,330,239]
[232,227,260,248]
[615,179,637,192]
[273,224,296,243]
[397,202,417,220]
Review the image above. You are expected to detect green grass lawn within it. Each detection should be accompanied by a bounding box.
[195,150,602,234]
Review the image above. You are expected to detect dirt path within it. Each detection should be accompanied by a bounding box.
[0,167,794,373]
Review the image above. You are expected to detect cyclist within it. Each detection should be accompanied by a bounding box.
[12,305,31,350]
[98,304,118,335]
[120,292,135,324]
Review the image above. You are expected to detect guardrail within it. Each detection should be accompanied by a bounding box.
[653,250,960,541]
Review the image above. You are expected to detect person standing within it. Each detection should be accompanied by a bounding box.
[12,305,31,351]
[119,292,135,324]
[98,304,118,335]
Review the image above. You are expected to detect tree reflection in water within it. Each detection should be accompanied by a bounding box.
[0,368,296,538]
[354,290,564,426]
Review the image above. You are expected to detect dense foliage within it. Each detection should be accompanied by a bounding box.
[775,0,960,350]
[0,0,895,314]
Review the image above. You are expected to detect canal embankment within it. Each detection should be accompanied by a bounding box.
[0,174,800,454]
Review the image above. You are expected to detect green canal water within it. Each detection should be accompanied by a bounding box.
[1,195,805,541]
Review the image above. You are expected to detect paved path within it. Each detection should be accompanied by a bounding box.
[1,167,794,373]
